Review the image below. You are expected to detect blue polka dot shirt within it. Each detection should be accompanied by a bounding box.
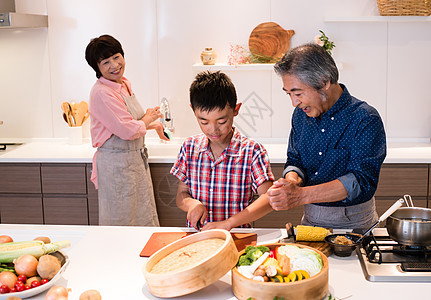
[283,84,387,207]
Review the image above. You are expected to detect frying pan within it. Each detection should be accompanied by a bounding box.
[386,202,431,246]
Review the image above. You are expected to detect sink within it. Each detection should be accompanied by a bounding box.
[0,143,24,155]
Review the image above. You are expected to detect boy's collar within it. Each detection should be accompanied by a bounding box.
[199,127,241,156]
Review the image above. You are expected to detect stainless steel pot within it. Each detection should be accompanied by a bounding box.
[386,207,431,246]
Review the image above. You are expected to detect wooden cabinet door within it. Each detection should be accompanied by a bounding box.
[43,196,88,225]
[86,164,99,225]
[0,163,41,193]
[429,166,431,208]
[41,163,86,194]
[254,207,303,228]
[253,163,303,228]
[375,164,428,197]
[0,195,43,224]
[149,163,186,227]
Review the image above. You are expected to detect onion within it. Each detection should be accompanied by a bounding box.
[45,285,69,300]
[0,235,13,244]
[79,289,102,300]
[0,271,18,289]
[14,254,38,277]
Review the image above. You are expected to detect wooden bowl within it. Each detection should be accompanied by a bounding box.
[232,243,329,300]
[143,229,238,298]
[248,22,295,62]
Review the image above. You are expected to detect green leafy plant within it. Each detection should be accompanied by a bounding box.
[314,30,335,55]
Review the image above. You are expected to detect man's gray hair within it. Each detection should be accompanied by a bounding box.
[274,43,339,91]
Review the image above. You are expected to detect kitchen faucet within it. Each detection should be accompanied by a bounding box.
[160,97,174,138]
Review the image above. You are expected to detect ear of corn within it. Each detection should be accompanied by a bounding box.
[295,225,330,241]
[0,240,70,263]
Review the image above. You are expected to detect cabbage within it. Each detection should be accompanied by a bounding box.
[290,248,323,277]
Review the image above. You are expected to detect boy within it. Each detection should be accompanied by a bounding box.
[170,71,275,230]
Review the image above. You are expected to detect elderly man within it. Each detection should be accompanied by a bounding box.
[267,43,386,229]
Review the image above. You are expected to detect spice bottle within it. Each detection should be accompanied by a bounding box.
[200,48,216,65]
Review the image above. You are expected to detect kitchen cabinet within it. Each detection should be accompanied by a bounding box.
[254,163,303,228]
[87,164,99,225]
[429,166,431,205]
[149,163,186,227]
[1,162,430,227]
[374,164,429,198]
[0,195,43,224]
[0,163,92,225]
[41,164,88,225]
[0,163,43,224]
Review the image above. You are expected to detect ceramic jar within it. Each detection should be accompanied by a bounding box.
[200,48,216,65]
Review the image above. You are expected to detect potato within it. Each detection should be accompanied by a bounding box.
[33,236,51,244]
[37,255,61,280]
[79,289,102,300]
[25,276,42,287]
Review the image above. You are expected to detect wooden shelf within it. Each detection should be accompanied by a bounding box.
[324,16,431,23]
[192,63,275,71]
[193,62,344,71]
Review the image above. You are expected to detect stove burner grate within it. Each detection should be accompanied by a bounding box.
[362,234,431,266]
[401,262,431,272]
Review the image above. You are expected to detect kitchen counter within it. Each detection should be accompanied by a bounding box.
[1,138,431,164]
[0,224,429,300]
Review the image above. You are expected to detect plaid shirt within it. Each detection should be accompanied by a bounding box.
[170,129,274,228]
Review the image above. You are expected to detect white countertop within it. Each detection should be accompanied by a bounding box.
[1,139,431,164]
[0,224,429,300]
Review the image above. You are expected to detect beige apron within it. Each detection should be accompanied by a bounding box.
[302,197,378,230]
[96,93,160,226]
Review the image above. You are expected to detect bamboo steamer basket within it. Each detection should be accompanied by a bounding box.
[232,243,329,300]
[143,229,238,298]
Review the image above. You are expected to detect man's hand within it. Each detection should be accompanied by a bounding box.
[267,179,305,210]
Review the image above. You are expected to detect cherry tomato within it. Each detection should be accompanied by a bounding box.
[15,280,25,288]
[9,287,17,293]
[0,284,10,294]
[17,274,27,283]
[25,285,31,290]
[30,280,41,288]
[16,284,25,292]
[40,279,49,285]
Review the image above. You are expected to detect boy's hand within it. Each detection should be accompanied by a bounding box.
[201,220,233,231]
[187,202,207,230]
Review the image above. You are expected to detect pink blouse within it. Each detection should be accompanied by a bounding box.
[89,76,147,188]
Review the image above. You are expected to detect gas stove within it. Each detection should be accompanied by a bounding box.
[357,228,431,282]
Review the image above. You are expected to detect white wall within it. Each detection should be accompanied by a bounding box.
[0,0,430,142]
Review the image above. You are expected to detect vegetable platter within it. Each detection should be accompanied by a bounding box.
[0,251,69,300]
[232,243,329,300]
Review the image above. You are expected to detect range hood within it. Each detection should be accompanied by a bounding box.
[0,0,47,29]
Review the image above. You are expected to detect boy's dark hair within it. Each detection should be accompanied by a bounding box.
[85,34,124,79]
[189,71,237,112]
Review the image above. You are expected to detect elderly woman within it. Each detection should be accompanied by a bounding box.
[267,43,387,230]
[85,34,168,226]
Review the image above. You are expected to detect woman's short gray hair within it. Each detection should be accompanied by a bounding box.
[274,43,339,91]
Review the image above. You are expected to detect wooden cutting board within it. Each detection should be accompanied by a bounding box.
[140,232,257,257]
[248,22,295,62]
